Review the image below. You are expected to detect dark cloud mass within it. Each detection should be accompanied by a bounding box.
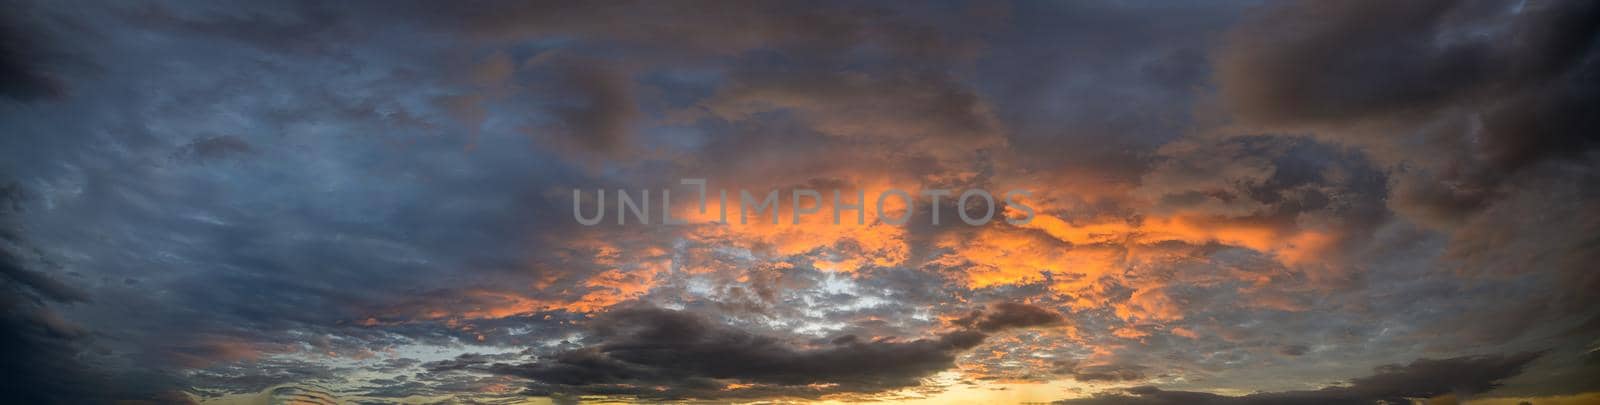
[541,62,640,158]
[0,183,183,403]
[0,187,89,403]
[0,3,67,101]
[958,302,1065,332]
[0,0,1597,403]
[474,306,1012,399]
[1217,0,1600,206]
[1212,0,1600,346]
[1053,352,1543,405]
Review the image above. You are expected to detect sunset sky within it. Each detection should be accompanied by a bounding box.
[3,1,1599,404]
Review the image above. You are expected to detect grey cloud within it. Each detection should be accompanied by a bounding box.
[0,205,95,404]
[701,69,1003,148]
[1218,1,1485,126]
[956,302,1065,333]
[127,0,344,55]
[1137,135,1392,267]
[172,135,255,163]
[387,0,983,61]
[538,61,639,158]
[1216,0,1600,220]
[0,1,630,398]
[0,3,67,101]
[1208,0,1600,346]
[984,1,1248,182]
[1057,362,1148,383]
[1055,352,1543,405]
[1277,344,1309,356]
[0,180,188,403]
[477,306,1018,399]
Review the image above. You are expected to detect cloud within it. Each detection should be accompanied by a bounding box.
[0,0,1595,402]
[1136,135,1391,268]
[125,0,342,55]
[1215,0,1600,218]
[955,302,1065,332]
[0,180,187,403]
[701,69,1004,153]
[465,305,1063,399]
[388,0,982,59]
[1206,0,1600,344]
[1060,362,1148,383]
[172,135,256,163]
[0,2,67,101]
[0,181,94,403]
[536,61,640,158]
[1277,344,1309,356]
[1053,352,1543,405]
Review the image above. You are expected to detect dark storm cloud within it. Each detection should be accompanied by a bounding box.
[0,182,188,403]
[469,306,1057,399]
[1416,164,1600,345]
[0,185,92,404]
[1216,0,1600,207]
[538,61,640,158]
[0,3,67,101]
[955,302,1065,332]
[1208,0,1600,345]
[1220,1,1484,126]
[1219,0,1598,136]
[1055,352,1543,405]
[983,1,1247,182]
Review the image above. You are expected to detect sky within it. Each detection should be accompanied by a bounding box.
[2,0,1599,404]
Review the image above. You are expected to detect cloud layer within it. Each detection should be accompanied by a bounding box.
[0,0,1596,403]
